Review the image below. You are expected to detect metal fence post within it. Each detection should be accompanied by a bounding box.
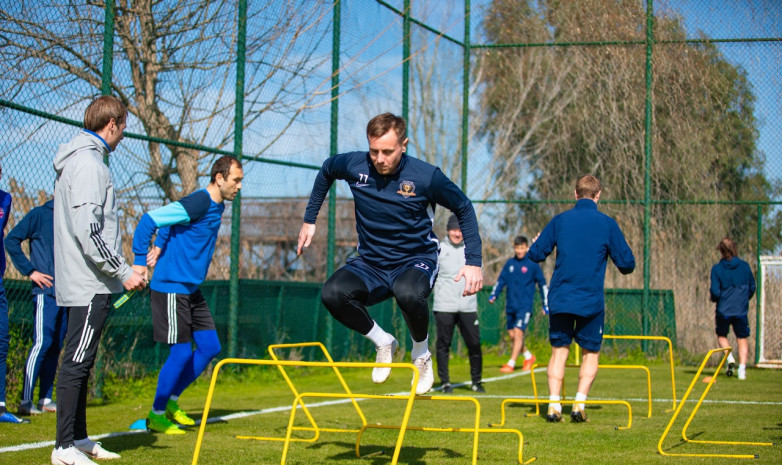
[325,0,342,354]
[642,0,655,349]
[228,0,248,358]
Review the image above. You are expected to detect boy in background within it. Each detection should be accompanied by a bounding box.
[489,235,548,373]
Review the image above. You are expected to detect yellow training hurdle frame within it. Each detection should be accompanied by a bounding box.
[251,342,368,441]
[347,394,535,464]
[267,342,531,464]
[191,357,419,465]
[523,363,650,419]
[574,335,678,412]
[192,342,533,464]
[657,347,775,459]
[488,398,633,430]
[603,335,677,411]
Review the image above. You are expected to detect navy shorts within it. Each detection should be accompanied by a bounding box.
[506,310,532,331]
[549,312,604,352]
[715,313,750,338]
[342,256,437,306]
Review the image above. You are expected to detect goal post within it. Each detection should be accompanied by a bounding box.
[757,256,782,368]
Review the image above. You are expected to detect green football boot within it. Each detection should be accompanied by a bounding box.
[166,399,196,426]
[147,411,186,434]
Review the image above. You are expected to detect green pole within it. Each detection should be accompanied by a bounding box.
[228,0,247,358]
[755,204,762,364]
[461,0,470,190]
[94,0,117,400]
[100,0,115,96]
[326,0,342,353]
[402,0,410,122]
[642,0,654,346]
[100,0,116,169]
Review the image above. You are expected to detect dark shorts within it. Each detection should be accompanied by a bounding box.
[342,256,437,306]
[549,311,604,352]
[506,310,532,331]
[151,289,214,344]
[715,313,750,339]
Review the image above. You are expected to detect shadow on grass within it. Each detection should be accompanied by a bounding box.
[661,431,706,452]
[99,431,157,454]
[504,403,605,413]
[199,408,246,418]
[307,440,463,464]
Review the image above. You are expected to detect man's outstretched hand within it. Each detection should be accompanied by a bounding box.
[455,265,483,296]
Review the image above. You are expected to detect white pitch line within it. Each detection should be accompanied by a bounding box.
[2,366,780,454]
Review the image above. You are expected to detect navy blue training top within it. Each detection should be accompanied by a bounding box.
[527,198,635,317]
[5,200,55,296]
[489,255,548,313]
[0,190,11,277]
[710,256,755,318]
[304,151,482,268]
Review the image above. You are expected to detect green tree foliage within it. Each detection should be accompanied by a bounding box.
[477,0,780,251]
[476,0,781,353]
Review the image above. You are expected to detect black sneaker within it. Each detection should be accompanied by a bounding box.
[471,383,485,393]
[442,383,453,394]
[726,361,735,377]
[570,406,589,423]
[546,407,563,423]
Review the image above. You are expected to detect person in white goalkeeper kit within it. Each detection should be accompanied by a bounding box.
[297,113,483,395]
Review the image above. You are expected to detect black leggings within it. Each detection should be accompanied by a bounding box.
[321,268,432,342]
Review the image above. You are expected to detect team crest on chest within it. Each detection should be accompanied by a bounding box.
[397,180,416,197]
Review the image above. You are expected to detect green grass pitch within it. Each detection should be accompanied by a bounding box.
[1,354,780,464]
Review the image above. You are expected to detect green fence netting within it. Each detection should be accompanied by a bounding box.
[0,0,778,401]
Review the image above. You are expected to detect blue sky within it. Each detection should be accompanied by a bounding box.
[1,0,778,203]
[657,0,782,182]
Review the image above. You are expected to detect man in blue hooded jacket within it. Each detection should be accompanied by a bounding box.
[710,237,755,380]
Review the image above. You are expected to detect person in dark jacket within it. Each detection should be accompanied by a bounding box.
[528,174,635,423]
[489,235,548,374]
[710,237,755,380]
[0,163,22,424]
[5,199,66,416]
[297,113,483,396]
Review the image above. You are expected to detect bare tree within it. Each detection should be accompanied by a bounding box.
[0,0,332,200]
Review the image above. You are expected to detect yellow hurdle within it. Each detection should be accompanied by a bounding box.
[191,342,533,465]
[488,398,633,430]
[573,335,678,412]
[525,363,650,418]
[657,347,775,459]
[351,394,535,464]
[603,335,678,411]
[238,342,368,441]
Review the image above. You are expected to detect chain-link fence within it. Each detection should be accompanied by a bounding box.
[0,1,779,399]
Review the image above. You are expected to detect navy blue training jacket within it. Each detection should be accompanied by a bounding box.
[710,257,755,318]
[5,199,55,296]
[527,198,635,317]
[304,151,482,268]
[489,255,548,313]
